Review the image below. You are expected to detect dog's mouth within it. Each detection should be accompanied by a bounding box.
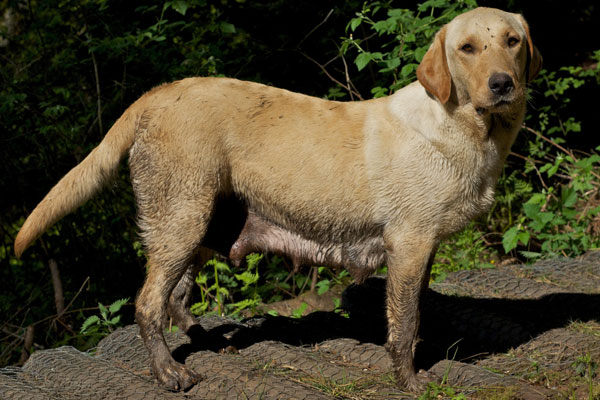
[494,99,511,107]
[476,95,521,115]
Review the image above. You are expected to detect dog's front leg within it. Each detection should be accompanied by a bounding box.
[384,229,436,392]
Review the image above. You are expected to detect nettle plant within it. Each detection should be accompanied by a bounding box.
[191,253,261,318]
[501,53,600,259]
[341,0,477,98]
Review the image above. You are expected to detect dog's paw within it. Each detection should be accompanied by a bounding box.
[155,360,202,391]
[396,368,438,393]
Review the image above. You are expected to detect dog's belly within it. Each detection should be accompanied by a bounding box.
[228,210,385,283]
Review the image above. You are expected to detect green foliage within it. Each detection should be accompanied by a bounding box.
[291,302,309,319]
[500,52,600,259]
[191,253,265,318]
[341,0,477,97]
[432,224,496,282]
[79,298,129,348]
[571,353,598,400]
[1,0,254,365]
[190,253,354,319]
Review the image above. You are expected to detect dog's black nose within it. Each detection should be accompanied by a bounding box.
[488,73,514,96]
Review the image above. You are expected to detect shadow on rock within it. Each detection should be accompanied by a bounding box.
[171,276,600,371]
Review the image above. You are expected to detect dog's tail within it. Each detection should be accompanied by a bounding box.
[14,104,139,258]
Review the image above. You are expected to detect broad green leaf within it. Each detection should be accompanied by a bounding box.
[165,1,189,16]
[502,226,520,253]
[220,22,236,34]
[350,17,362,32]
[414,46,427,62]
[561,186,577,208]
[355,52,372,71]
[316,279,330,295]
[400,63,416,77]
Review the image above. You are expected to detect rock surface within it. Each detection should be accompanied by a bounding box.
[2,253,599,399]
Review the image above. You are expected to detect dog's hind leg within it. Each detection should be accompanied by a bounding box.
[167,247,214,333]
[130,147,218,390]
[134,193,215,391]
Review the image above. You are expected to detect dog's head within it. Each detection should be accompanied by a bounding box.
[417,7,542,113]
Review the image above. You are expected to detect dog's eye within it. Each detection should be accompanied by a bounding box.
[461,43,474,53]
[507,37,520,47]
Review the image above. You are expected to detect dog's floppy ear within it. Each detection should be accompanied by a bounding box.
[417,26,451,104]
[518,15,542,82]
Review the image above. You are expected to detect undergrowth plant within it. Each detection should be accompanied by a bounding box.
[342,0,477,97]
[191,253,261,317]
[500,52,600,259]
[79,298,129,348]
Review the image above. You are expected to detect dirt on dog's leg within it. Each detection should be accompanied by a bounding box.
[135,198,212,390]
[167,247,214,333]
[132,164,215,390]
[384,229,436,392]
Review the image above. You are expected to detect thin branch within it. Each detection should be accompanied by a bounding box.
[310,267,318,293]
[48,259,65,317]
[341,53,355,101]
[522,124,600,181]
[18,325,35,365]
[523,124,576,161]
[30,302,134,328]
[297,9,334,49]
[509,151,549,190]
[60,276,90,318]
[91,50,103,136]
[300,52,364,100]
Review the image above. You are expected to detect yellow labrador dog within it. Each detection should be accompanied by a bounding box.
[15,7,541,392]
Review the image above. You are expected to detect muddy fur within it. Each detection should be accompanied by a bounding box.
[14,8,540,393]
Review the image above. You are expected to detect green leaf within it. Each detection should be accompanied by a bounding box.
[81,315,100,333]
[561,186,577,208]
[109,298,129,314]
[371,86,388,98]
[245,253,263,269]
[230,298,257,314]
[400,63,416,78]
[190,302,209,315]
[350,17,362,32]
[165,1,189,16]
[195,273,208,285]
[355,52,372,71]
[519,250,541,259]
[414,46,427,62]
[316,279,330,295]
[206,258,231,272]
[220,22,236,34]
[502,226,523,253]
[98,303,108,320]
[291,302,308,318]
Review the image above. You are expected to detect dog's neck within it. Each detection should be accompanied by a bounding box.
[444,98,524,148]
